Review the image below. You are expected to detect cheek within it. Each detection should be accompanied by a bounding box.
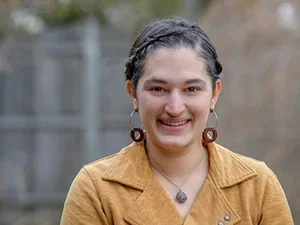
[190,104,209,118]
[188,94,212,109]
[136,93,159,116]
[186,100,211,123]
[140,99,161,114]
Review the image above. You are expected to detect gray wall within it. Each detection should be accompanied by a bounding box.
[0,22,133,225]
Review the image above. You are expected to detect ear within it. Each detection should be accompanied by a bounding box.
[211,79,222,110]
[126,80,139,110]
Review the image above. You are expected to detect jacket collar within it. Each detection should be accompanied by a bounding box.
[102,141,257,189]
[205,141,257,188]
[102,140,257,225]
[102,141,151,191]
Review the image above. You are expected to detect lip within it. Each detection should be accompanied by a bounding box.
[157,119,191,132]
[160,119,189,126]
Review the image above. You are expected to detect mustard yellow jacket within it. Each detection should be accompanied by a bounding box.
[60,141,294,225]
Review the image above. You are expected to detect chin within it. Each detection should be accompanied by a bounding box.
[156,136,190,150]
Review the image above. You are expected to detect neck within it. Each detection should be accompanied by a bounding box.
[145,138,207,178]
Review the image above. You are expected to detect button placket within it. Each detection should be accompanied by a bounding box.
[224,215,231,221]
[218,214,231,225]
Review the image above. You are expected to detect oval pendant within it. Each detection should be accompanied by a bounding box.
[176,190,187,203]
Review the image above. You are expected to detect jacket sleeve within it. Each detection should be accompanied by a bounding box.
[60,168,109,225]
[259,169,294,225]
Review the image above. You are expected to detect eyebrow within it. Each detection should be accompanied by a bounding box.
[184,78,206,85]
[144,77,168,86]
[143,77,206,86]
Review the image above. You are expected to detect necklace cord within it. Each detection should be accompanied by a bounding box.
[149,151,205,190]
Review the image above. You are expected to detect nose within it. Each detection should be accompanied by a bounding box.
[165,91,185,116]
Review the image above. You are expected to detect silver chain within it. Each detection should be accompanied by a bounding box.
[149,152,205,191]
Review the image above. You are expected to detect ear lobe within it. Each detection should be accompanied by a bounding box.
[133,98,138,111]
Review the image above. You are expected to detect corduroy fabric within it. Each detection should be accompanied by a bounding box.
[60,141,294,225]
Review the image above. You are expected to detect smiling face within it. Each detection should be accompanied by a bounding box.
[127,47,222,153]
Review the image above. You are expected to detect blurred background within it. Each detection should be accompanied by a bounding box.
[0,0,299,224]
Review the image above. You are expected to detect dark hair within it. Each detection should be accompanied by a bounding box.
[125,17,223,91]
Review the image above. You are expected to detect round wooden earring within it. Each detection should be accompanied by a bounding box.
[202,127,218,143]
[203,109,219,143]
[130,128,144,142]
[129,110,144,142]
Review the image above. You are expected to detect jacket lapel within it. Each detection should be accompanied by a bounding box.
[102,141,183,225]
[207,142,258,189]
[102,141,258,225]
[102,142,150,191]
[183,142,258,225]
[185,175,240,225]
[123,174,183,225]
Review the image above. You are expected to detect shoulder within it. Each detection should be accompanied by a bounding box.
[82,144,133,181]
[210,146,293,223]
[210,142,277,189]
[215,142,273,174]
[211,143,291,210]
[80,141,144,184]
[67,152,120,197]
[83,152,119,178]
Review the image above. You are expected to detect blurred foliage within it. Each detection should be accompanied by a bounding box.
[39,0,183,27]
[0,0,213,36]
[146,0,182,18]
[0,13,12,41]
[39,0,115,26]
[39,1,85,26]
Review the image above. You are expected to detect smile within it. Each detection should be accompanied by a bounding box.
[160,120,189,127]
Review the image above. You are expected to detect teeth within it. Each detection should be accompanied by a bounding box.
[161,120,188,126]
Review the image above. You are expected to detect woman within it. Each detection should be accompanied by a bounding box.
[60,18,294,225]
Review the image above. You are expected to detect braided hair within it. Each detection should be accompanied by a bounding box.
[125,18,222,91]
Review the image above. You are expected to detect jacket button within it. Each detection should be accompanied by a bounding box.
[224,215,231,221]
[218,222,224,225]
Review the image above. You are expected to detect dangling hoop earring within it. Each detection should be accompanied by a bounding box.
[129,109,144,142]
[203,109,218,143]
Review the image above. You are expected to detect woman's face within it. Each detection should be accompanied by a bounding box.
[127,47,222,152]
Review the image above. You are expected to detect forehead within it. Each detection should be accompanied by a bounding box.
[142,47,207,81]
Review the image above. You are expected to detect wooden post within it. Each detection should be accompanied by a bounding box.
[82,16,102,164]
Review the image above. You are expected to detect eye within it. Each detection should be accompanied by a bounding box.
[150,87,164,92]
[186,87,200,92]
